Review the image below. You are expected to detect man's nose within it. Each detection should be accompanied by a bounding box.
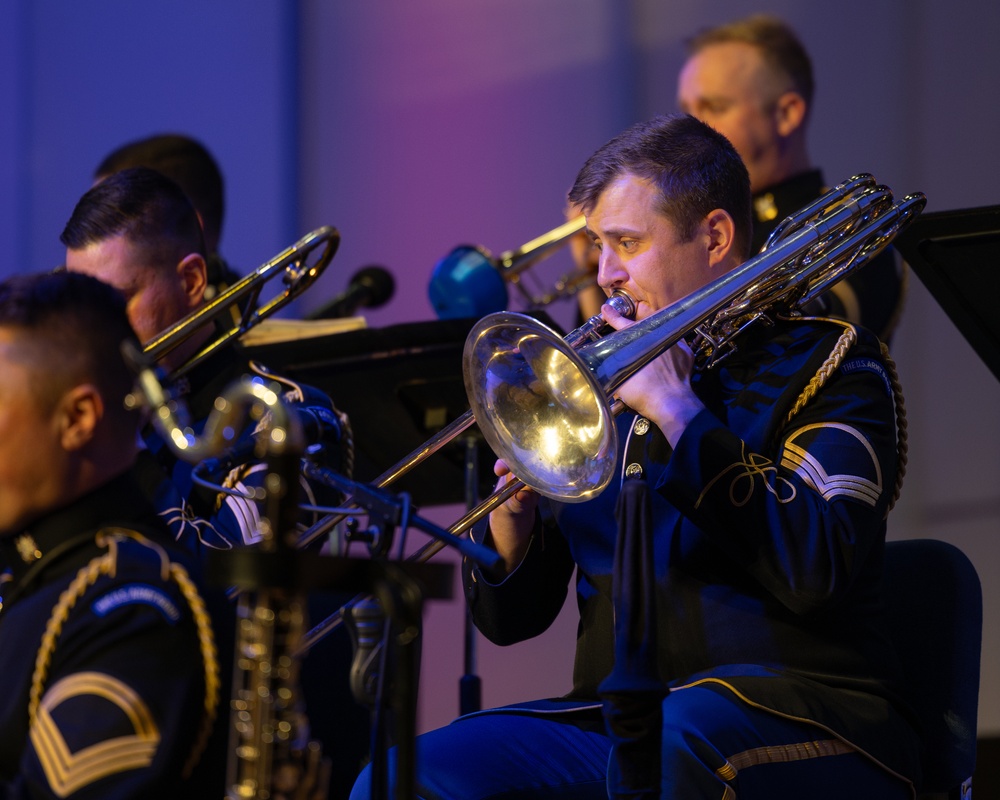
[597,248,625,291]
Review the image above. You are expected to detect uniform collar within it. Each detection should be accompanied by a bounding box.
[0,469,155,588]
[752,169,825,226]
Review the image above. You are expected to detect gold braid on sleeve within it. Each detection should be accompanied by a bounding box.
[881,342,907,512]
[780,317,907,516]
[784,318,858,425]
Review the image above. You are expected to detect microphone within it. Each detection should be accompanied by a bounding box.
[308,265,395,320]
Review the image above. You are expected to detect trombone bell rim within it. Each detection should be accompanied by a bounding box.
[463,311,618,502]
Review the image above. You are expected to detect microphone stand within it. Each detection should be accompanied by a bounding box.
[459,435,483,716]
[309,465,499,800]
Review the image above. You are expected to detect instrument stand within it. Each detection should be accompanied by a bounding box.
[296,466,500,800]
[364,563,424,800]
[214,542,460,800]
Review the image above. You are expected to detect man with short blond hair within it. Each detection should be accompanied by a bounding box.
[678,14,904,341]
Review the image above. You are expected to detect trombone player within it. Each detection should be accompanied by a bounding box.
[351,114,920,799]
[61,166,346,551]
[60,166,368,799]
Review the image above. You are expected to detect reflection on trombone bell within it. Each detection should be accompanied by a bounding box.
[428,215,596,319]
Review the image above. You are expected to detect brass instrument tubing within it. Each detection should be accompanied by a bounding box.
[294,477,523,656]
[295,291,635,552]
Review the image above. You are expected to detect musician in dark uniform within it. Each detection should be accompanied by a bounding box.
[351,114,920,799]
[0,271,224,798]
[60,167,348,554]
[677,13,904,342]
[93,133,243,304]
[60,167,369,799]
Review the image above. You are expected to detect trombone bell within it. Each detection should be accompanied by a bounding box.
[463,311,617,502]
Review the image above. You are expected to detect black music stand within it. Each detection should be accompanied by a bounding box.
[894,204,1000,383]
[243,313,561,506]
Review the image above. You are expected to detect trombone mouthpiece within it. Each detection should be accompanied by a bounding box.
[607,289,636,319]
[564,289,637,348]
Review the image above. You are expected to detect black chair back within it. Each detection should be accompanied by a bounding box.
[884,539,982,796]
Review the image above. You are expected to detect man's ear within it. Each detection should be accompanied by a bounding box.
[774,91,807,138]
[177,253,208,309]
[703,209,737,268]
[57,384,104,451]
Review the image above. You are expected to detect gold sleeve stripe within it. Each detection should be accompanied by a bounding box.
[781,423,883,507]
[29,672,160,798]
[781,444,881,505]
[28,531,219,784]
[721,737,854,777]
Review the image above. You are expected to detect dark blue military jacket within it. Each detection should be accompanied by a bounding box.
[0,470,223,799]
[466,317,921,787]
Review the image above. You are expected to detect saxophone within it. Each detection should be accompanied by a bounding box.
[126,357,329,800]
[229,588,326,800]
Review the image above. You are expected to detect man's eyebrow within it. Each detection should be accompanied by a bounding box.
[594,226,643,239]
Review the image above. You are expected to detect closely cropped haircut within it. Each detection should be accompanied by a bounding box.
[685,14,814,109]
[95,133,225,247]
[60,167,206,271]
[0,271,140,420]
[568,113,753,259]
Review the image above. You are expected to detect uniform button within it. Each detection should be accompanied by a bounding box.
[633,418,650,435]
[625,463,643,478]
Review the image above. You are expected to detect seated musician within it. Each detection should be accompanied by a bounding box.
[60,166,368,799]
[61,167,348,552]
[93,132,243,304]
[0,271,224,798]
[351,114,921,799]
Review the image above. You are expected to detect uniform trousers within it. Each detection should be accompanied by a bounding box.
[349,681,912,800]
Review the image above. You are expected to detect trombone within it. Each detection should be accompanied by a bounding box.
[144,225,340,378]
[298,174,925,654]
[466,175,926,502]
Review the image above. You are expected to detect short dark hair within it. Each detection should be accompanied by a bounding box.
[95,134,225,248]
[685,14,814,109]
[568,114,753,259]
[0,271,140,421]
[60,167,206,271]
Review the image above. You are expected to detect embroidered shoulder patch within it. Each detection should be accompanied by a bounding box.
[839,357,892,397]
[91,583,181,623]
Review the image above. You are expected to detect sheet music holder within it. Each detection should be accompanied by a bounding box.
[244,312,561,506]
[893,204,1000,383]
